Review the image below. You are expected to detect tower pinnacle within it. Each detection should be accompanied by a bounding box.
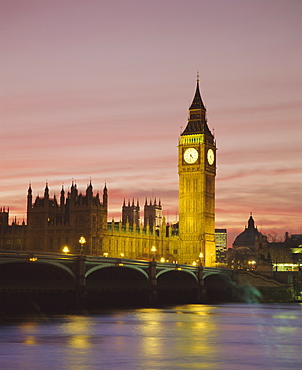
[181,77,211,136]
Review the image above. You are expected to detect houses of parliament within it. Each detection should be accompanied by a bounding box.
[0,79,221,267]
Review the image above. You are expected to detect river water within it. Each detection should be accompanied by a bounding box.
[0,303,301,369]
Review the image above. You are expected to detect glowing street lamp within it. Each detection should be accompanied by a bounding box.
[151,246,157,261]
[62,246,69,254]
[199,252,203,266]
[248,260,256,270]
[79,236,86,255]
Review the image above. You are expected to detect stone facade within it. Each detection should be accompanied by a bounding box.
[178,78,216,265]
[0,80,217,266]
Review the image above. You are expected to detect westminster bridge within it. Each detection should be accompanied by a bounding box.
[0,251,237,312]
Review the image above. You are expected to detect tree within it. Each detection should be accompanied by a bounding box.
[265,232,283,243]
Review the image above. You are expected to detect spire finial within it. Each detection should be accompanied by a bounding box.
[197,71,200,83]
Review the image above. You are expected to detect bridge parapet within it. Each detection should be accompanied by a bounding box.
[0,250,233,279]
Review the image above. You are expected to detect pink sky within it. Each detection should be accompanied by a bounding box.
[1,0,302,246]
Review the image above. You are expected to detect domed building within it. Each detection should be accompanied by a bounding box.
[233,213,265,251]
[227,214,269,270]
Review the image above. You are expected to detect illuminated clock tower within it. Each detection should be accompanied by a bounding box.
[178,76,216,266]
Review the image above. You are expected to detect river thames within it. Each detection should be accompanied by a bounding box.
[0,303,301,369]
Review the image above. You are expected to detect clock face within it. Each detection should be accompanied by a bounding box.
[207,148,215,165]
[184,148,198,164]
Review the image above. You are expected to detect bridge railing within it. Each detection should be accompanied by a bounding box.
[0,250,79,262]
[0,250,232,275]
[0,251,198,271]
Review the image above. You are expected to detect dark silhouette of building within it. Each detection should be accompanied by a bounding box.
[26,181,108,254]
[0,208,26,250]
[233,213,264,251]
[231,214,302,271]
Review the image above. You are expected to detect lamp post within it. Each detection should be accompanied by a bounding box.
[151,246,157,261]
[199,252,203,266]
[79,236,86,255]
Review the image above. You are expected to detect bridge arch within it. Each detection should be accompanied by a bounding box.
[156,269,199,304]
[156,268,198,282]
[0,261,76,290]
[0,261,77,313]
[85,265,150,307]
[86,264,149,280]
[203,273,235,302]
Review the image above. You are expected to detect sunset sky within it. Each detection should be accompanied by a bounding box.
[1,0,302,246]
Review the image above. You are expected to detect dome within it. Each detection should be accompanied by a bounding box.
[233,214,262,249]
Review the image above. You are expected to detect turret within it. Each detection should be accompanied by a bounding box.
[103,183,108,208]
[144,198,163,228]
[27,183,32,211]
[70,181,78,201]
[60,186,65,208]
[44,182,49,200]
[122,195,140,227]
[86,180,93,203]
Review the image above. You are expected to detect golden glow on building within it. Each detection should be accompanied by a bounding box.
[178,81,216,266]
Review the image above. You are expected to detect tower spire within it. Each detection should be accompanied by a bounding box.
[181,76,212,137]
[189,75,206,111]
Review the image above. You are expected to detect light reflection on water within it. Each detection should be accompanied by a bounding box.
[0,303,301,369]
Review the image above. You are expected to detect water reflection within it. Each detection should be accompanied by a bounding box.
[68,335,90,348]
[135,305,223,367]
[23,336,36,345]
[0,304,301,369]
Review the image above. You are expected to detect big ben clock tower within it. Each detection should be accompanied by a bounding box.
[178,76,216,266]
